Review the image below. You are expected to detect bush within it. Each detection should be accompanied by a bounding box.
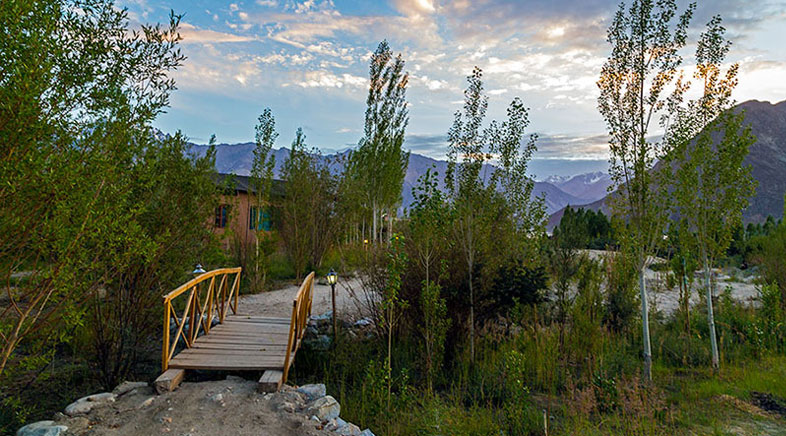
[267,252,296,281]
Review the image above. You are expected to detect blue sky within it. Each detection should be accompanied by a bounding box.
[120,0,786,177]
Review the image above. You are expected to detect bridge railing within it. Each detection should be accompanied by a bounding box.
[283,271,315,383]
[161,267,242,371]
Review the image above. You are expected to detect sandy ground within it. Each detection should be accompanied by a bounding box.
[578,250,760,315]
[241,277,367,320]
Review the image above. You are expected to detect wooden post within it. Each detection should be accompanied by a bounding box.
[189,286,197,344]
[162,302,170,371]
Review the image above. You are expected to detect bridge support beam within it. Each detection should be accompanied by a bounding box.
[258,370,284,393]
[155,369,185,394]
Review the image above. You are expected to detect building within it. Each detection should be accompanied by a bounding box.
[212,173,284,249]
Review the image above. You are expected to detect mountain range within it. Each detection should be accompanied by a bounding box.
[547,99,786,229]
[186,142,612,215]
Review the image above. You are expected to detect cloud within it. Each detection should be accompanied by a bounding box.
[534,133,610,160]
[403,134,447,157]
[178,22,253,43]
[285,71,367,89]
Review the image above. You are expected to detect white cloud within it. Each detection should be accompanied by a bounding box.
[178,22,253,44]
[288,71,367,89]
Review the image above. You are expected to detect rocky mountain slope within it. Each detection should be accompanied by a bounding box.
[548,99,786,229]
[546,171,612,203]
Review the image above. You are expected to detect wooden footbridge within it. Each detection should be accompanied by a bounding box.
[154,268,314,393]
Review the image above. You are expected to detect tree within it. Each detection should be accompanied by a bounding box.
[280,129,312,280]
[597,0,694,380]
[89,132,220,388]
[0,0,185,376]
[408,168,451,392]
[665,16,756,370]
[382,234,407,409]
[279,129,339,279]
[349,40,410,245]
[446,66,544,363]
[250,107,278,290]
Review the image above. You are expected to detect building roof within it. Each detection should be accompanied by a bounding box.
[214,173,286,197]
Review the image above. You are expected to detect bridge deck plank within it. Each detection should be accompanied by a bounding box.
[168,314,293,372]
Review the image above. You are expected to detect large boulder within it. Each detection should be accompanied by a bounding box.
[296,384,326,401]
[16,421,68,436]
[305,395,340,421]
[64,392,116,416]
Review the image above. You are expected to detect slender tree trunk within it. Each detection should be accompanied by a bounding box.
[469,268,475,364]
[640,267,652,381]
[372,201,378,245]
[388,207,393,244]
[704,261,720,370]
[387,307,392,410]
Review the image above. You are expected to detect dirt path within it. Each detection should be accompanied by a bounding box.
[241,277,366,320]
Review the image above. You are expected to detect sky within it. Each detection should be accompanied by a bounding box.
[119,0,786,178]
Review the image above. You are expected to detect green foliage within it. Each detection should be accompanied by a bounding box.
[278,128,340,279]
[419,280,450,393]
[87,131,220,388]
[0,0,192,383]
[445,66,545,363]
[604,251,639,333]
[487,261,548,318]
[760,214,786,308]
[554,207,615,250]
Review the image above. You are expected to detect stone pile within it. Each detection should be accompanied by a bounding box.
[267,383,375,436]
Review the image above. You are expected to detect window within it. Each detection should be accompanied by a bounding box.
[215,205,229,228]
[249,206,272,231]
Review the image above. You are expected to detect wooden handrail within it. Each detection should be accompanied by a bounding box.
[282,272,315,384]
[162,267,242,371]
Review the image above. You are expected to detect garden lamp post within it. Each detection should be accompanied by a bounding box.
[327,269,338,341]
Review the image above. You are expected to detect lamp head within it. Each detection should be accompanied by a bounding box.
[326,268,338,286]
[192,264,206,275]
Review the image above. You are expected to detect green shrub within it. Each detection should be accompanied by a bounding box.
[267,251,296,280]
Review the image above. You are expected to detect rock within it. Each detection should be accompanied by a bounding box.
[338,423,362,435]
[325,417,346,431]
[16,420,68,436]
[311,311,332,321]
[64,393,116,416]
[208,393,224,405]
[270,391,306,412]
[112,381,148,396]
[305,395,340,421]
[275,401,296,413]
[225,375,245,383]
[359,430,375,436]
[137,397,155,409]
[353,317,372,327]
[296,384,326,401]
